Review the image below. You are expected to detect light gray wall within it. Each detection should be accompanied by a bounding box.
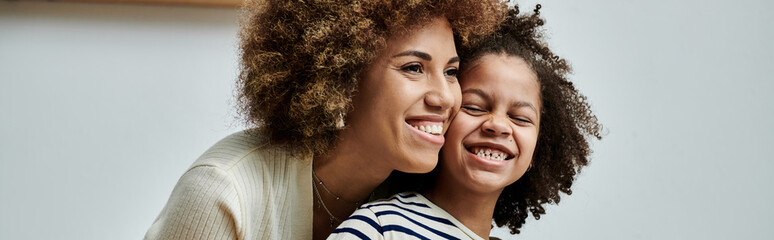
[1,1,772,239]
[0,2,241,239]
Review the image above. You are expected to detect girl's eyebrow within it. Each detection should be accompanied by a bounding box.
[462,88,538,112]
[462,88,490,101]
[512,101,538,113]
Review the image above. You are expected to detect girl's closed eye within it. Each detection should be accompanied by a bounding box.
[510,115,533,124]
[462,104,486,114]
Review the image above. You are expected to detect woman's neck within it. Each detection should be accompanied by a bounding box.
[424,175,503,239]
[313,144,394,202]
[311,134,396,240]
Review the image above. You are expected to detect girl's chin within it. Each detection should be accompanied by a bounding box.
[461,173,513,193]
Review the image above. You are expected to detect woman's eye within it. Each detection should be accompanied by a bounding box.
[444,68,458,77]
[401,63,422,73]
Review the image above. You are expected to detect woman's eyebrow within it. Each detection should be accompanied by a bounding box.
[392,50,431,61]
[448,56,460,64]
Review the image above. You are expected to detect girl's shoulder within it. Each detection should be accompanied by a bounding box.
[359,192,435,212]
[330,192,476,239]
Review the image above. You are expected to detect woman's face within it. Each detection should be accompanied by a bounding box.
[438,54,541,193]
[344,17,461,173]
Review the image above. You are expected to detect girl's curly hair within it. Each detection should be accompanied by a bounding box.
[457,4,603,234]
[237,0,508,156]
[374,3,603,235]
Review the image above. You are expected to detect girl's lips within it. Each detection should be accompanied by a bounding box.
[463,142,515,160]
[466,149,509,168]
[468,147,512,161]
[406,122,445,145]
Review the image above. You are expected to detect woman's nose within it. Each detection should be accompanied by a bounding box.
[423,72,455,111]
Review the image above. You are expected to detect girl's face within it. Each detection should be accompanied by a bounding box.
[438,54,540,193]
[344,17,461,173]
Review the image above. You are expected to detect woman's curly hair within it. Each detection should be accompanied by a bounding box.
[237,0,508,156]
[457,4,603,234]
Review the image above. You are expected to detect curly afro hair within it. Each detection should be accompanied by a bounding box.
[458,4,603,234]
[237,0,508,156]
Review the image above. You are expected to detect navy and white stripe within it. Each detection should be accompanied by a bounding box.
[328,192,484,240]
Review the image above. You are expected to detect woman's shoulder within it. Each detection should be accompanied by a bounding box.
[188,130,311,174]
[179,130,313,205]
[146,130,314,239]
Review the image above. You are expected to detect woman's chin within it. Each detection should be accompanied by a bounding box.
[397,155,439,174]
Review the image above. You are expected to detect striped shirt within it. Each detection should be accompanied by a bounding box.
[328,192,485,240]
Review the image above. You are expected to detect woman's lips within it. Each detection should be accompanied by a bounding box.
[405,121,445,145]
[406,119,444,135]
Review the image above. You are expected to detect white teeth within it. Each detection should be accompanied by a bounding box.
[412,124,442,135]
[472,147,509,161]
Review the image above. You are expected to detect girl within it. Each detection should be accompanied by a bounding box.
[329,5,602,239]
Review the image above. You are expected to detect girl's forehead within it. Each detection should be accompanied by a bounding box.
[462,55,537,87]
[460,54,541,107]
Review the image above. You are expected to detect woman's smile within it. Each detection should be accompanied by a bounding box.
[343,17,461,174]
[406,116,448,145]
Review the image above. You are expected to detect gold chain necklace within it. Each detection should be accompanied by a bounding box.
[311,169,362,227]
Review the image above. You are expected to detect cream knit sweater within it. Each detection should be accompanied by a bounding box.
[145,131,313,239]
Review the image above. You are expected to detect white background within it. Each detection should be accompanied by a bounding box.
[1,1,772,239]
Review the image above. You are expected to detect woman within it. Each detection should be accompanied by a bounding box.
[330,5,602,239]
[144,0,507,239]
